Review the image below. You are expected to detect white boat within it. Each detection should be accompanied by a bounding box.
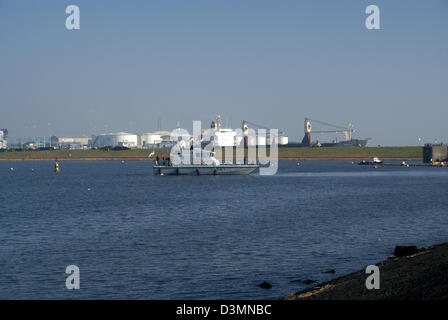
[153,147,259,176]
[153,163,259,176]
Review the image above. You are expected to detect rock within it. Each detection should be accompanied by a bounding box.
[259,281,272,289]
[394,245,418,257]
[303,279,317,285]
[290,279,318,285]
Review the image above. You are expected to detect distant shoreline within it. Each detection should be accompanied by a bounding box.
[0,157,421,162]
[0,146,423,162]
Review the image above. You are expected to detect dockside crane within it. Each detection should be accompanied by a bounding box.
[243,120,287,136]
[241,120,289,146]
[302,118,355,146]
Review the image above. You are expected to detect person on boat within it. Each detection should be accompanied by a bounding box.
[155,156,159,165]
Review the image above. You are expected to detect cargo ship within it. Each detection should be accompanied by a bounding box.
[300,118,371,147]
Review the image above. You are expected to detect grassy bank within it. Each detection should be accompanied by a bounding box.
[0,146,423,161]
[0,149,162,160]
[278,146,422,159]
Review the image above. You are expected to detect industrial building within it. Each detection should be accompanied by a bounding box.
[55,137,90,149]
[1,116,291,151]
[91,132,139,149]
[423,144,448,163]
[0,129,7,149]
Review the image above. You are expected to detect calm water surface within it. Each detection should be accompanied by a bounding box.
[0,160,447,299]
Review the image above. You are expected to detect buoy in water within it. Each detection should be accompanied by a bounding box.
[54,162,60,173]
[296,162,300,166]
[10,167,14,171]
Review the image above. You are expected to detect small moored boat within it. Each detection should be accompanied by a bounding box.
[153,163,259,176]
[152,150,259,176]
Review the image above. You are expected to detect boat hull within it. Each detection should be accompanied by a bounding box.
[321,139,371,147]
[284,138,371,148]
[153,164,259,176]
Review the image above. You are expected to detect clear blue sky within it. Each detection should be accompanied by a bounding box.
[1,0,447,145]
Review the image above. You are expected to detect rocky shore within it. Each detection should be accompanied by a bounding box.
[284,243,448,300]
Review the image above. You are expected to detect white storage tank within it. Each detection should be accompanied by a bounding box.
[141,133,162,146]
[257,135,266,146]
[93,132,138,148]
[279,136,289,145]
[247,135,257,147]
[141,131,174,147]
